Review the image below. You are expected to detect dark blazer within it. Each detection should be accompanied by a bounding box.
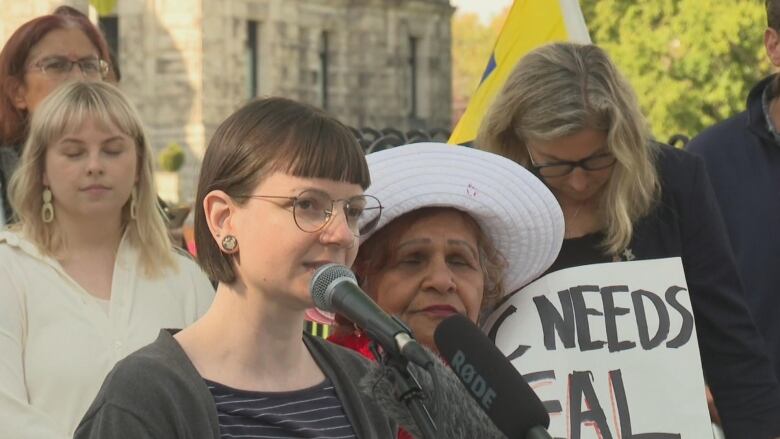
[630,145,780,438]
[686,75,780,385]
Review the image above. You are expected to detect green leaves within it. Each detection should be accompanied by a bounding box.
[584,0,772,140]
[158,142,185,172]
[451,10,508,117]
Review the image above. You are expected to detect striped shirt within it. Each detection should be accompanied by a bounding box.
[206,378,358,439]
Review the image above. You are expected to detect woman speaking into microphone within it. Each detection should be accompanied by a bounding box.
[75,97,396,439]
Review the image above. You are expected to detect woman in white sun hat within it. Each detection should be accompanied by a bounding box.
[328,141,564,356]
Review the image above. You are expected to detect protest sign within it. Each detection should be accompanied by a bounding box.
[484,257,711,439]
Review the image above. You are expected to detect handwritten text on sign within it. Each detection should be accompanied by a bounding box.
[484,258,710,439]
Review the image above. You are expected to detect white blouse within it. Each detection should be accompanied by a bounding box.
[0,230,214,438]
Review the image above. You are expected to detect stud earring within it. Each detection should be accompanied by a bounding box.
[41,188,54,223]
[221,235,238,253]
[129,187,137,220]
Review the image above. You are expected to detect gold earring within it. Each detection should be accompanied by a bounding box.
[221,235,238,252]
[129,187,137,220]
[41,188,54,223]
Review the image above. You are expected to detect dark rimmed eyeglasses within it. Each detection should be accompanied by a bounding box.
[236,189,382,237]
[527,148,617,178]
[28,56,109,80]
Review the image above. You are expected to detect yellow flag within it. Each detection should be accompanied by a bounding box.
[449,0,590,145]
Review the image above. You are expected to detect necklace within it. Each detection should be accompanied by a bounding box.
[569,204,582,220]
[563,204,585,238]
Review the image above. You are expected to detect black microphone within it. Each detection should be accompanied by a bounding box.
[360,342,508,438]
[434,314,552,439]
[310,263,431,368]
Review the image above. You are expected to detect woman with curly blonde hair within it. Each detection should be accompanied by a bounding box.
[477,41,780,438]
[0,81,213,438]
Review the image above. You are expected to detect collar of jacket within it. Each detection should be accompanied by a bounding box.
[747,75,778,143]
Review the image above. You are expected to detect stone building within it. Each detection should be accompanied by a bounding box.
[2,0,453,200]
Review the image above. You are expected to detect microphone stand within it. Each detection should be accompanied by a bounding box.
[370,343,438,439]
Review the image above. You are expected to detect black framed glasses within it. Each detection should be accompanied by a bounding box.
[28,56,109,80]
[527,149,617,178]
[238,189,382,237]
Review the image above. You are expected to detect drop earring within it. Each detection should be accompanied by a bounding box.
[41,188,54,223]
[129,187,137,220]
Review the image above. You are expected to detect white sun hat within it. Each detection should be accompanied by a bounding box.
[360,142,564,296]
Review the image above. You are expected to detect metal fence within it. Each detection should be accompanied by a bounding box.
[349,127,452,153]
[350,127,690,151]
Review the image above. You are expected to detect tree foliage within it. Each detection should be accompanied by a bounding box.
[582,0,772,140]
[158,142,185,172]
[451,10,508,121]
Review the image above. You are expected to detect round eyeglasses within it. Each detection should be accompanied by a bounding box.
[28,56,109,80]
[238,189,382,237]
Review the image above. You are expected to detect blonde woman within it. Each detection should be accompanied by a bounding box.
[0,81,213,438]
[477,41,780,438]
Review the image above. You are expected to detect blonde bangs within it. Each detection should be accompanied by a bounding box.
[8,81,176,277]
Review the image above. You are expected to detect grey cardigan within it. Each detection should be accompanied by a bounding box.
[74,329,397,439]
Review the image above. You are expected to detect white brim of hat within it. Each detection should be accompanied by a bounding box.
[360,142,564,295]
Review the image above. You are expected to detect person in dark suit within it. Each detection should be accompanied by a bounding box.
[686,0,780,390]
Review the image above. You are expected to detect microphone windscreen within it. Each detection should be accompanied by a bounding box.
[359,345,506,439]
[434,314,550,437]
[310,263,356,311]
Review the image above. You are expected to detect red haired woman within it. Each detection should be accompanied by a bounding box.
[0,6,112,224]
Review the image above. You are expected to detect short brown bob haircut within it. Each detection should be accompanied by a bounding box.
[194,97,370,283]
